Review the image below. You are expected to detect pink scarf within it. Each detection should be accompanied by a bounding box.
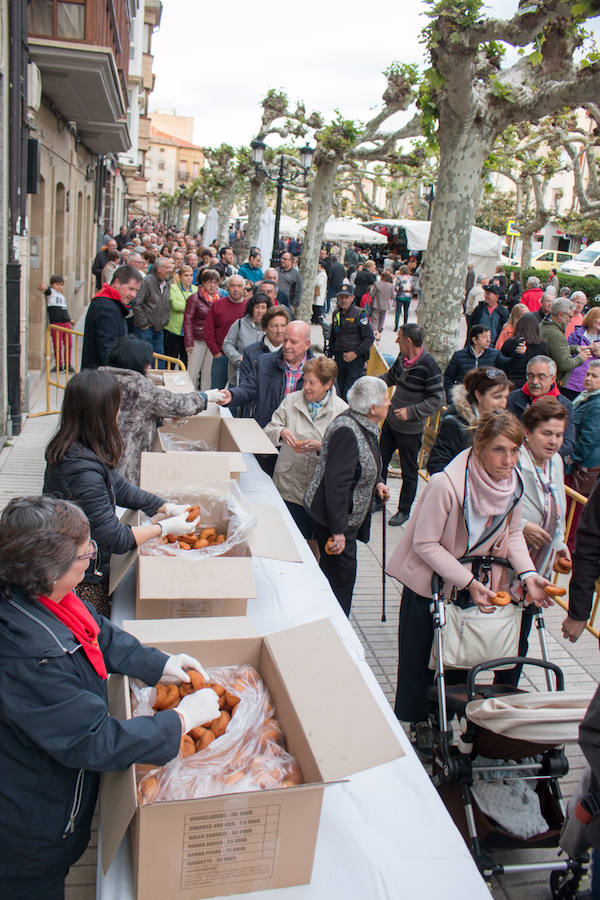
[467,451,517,516]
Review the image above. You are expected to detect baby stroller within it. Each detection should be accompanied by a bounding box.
[427,566,591,898]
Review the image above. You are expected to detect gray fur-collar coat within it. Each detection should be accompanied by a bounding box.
[100,366,207,484]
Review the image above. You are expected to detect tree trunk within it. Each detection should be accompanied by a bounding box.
[297,156,339,322]
[418,119,494,369]
[217,185,236,248]
[520,230,534,269]
[245,172,267,257]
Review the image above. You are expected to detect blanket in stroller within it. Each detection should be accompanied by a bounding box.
[466,691,593,744]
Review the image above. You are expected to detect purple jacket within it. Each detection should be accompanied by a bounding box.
[565,326,595,393]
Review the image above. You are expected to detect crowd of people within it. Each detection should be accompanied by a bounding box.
[5,213,600,896]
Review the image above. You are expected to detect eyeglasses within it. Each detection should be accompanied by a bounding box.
[77,539,98,561]
[244,287,253,292]
[526,372,553,381]
[483,368,506,379]
[77,539,102,577]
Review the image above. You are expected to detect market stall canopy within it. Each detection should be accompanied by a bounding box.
[322,218,388,244]
[257,207,275,268]
[203,207,219,246]
[363,219,502,274]
[237,213,301,238]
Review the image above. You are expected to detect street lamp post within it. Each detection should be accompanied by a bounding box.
[426,183,435,221]
[250,139,314,267]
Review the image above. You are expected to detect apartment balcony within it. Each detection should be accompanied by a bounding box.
[28,0,132,153]
[178,170,190,182]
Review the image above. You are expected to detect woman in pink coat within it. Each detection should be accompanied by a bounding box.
[386,411,551,755]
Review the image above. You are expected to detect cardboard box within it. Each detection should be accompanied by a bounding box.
[109,454,301,619]
[148,370,194,394]
[101,617,404,899]
[153,415,277,458]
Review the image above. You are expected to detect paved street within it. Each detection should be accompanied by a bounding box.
[1,334,597,898]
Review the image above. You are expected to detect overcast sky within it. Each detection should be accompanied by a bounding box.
[150,0,595,150]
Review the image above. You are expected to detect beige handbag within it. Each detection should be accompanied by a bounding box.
[429,601,522,671]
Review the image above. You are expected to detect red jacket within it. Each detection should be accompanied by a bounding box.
[183,291,212,347]
[521,287,543,312]
[203,296,245,355]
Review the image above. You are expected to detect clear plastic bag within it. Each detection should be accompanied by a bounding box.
[158,416,217,452]
[132,665,303,805]
[140,482,257,558]
[159,432,216,453]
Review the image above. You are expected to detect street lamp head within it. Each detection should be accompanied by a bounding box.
[250,139,266,167]
[300,144,315,171]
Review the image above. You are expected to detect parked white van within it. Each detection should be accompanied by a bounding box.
[560,242,600,277]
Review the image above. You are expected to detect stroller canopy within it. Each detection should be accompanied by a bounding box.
[466,692,593,745]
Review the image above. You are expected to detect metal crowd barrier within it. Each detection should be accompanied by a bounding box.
[29,323,186,418]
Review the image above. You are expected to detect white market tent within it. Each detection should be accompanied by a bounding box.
[236,213,301,238]
[363,219,502,274]
[320,217,388,245]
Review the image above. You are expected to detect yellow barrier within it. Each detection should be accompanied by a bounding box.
[29,324,186,418]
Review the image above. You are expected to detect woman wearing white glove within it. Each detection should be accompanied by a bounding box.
[0,496,215,900]
[43,370,200,616]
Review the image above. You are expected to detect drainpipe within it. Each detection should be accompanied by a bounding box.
[6,0,28,435]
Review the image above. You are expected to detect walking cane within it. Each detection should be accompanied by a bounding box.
[381,503,387,622]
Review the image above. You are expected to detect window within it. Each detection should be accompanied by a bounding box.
[557,252,572,263]
[157,182,163,189]
[28,0,53,34]
[536,252,553,262]
[28,0,85,39]
[57,1,84,39]
[158,160,165,171]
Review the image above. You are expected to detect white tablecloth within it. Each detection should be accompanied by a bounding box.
[99,456,489,900]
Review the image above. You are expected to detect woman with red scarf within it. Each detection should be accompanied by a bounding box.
[386,412,552,757]
[0,496,220,900]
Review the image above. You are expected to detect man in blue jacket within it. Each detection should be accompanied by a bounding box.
[219,320,312,427]
[81,265,142,368]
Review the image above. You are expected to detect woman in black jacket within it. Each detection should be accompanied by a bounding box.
[43,370,199,614]
[500,313,550,389]
[304,376,390,615]
[427,367,512,475]
[0,496,220,900]
[507,270,522,309]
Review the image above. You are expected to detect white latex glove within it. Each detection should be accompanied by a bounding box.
[177,689,220,733]
[159,512,200,536]
[205,389,228,402]
[160,653,209,683]
[163,502,189,517]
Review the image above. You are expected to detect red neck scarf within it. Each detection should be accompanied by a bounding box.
[199,286,218,304]
[37,591,107,679]
[94,284,130,311]
[522,382,560,402]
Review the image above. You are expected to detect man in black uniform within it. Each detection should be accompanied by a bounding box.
[328,282,374,401]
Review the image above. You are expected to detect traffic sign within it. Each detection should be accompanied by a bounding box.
[506,220,521,237]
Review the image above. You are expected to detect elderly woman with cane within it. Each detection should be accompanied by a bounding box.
[305,376,390,616]
[386,411,552,756]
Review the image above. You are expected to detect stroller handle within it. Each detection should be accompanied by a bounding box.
[466,657,565,700]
